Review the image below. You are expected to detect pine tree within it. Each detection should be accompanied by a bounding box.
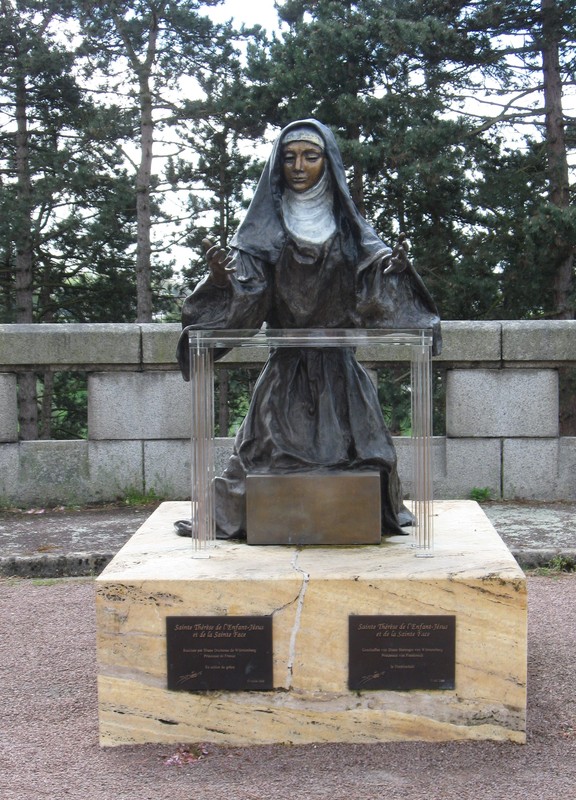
[0,0,92,437]
[75,0,238,321]
[453,0,575,318]
[244,0,498,311]
[168,70,262,435]
[0,1,143,437]
[245,0,574,320]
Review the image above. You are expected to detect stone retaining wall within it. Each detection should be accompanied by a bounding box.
[0,321,574,505]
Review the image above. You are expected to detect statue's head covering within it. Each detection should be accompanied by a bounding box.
[281,125,325,151]
[230,119,390,268]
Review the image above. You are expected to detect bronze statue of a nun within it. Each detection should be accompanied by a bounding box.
[178,119,441,539]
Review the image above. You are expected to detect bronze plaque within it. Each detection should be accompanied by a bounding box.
[166,616,273,692]
[349,615,456,691]
[246,472,381,545]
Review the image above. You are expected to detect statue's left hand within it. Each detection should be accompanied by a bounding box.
[382,232,410,275]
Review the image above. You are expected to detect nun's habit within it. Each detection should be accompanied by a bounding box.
[178,119,441,539]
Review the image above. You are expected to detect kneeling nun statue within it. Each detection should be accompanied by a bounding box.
[177,119,441,540]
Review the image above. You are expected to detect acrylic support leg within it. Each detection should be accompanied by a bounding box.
[189,341,216,553]
[411,339,434,555]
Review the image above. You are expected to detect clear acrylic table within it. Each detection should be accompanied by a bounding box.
[188,328,434,556]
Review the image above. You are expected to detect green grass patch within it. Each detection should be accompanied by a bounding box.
[469,487,493,502]
[529,555,576,576]
[120,487,163,507]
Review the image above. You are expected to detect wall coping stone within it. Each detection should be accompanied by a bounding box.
[502,320,576,362]
[0,320,575,370]
[0,323,141,367]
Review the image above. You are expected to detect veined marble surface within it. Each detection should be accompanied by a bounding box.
[96,500,527,746]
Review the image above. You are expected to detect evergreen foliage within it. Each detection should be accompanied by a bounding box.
[244,0,574,322]
[0,0,574,437]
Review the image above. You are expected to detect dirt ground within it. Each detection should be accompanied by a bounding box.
[1,575,575,800]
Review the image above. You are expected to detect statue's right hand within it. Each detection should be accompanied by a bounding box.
[202,237,235,288]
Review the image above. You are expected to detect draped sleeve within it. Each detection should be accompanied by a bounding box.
[354,259,442,356]
[176,250,272,379]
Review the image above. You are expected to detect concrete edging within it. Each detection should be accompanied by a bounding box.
[2,548,575,579]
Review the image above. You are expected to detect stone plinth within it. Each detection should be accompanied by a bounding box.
[96,501,527,746]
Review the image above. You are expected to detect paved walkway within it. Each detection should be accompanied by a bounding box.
[1,574,575,800]
[0,500,575,576]
[1,507,575,798]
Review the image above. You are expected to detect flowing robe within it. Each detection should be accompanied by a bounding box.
[178,119,441,539]
[178,234,439,538]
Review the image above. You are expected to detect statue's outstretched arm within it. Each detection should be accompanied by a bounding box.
[202,237,236,288]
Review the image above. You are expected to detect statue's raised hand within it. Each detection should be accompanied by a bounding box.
[383,232,410,275]
[202,237,235,288]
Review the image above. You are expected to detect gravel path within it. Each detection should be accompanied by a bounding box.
[1,575,575,800]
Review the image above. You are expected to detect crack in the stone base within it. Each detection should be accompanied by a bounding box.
[285,550,310,690]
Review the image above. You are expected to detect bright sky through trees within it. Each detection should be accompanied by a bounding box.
[207,0,282,32]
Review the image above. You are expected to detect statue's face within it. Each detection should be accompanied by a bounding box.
[282,141,325,192]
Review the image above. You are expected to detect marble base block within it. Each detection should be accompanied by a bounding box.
[96,500,527,746]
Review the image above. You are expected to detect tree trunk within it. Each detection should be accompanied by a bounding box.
[110,6,158,322]
[14,68,38,438]
[217,132,228,247]
[541,0,575,434]
[135,69,154,322]
[347,121,365,215]
[541,0,574,319]
[559,367,576,435]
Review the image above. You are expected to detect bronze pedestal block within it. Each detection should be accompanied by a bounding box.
[246,472,381,545]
